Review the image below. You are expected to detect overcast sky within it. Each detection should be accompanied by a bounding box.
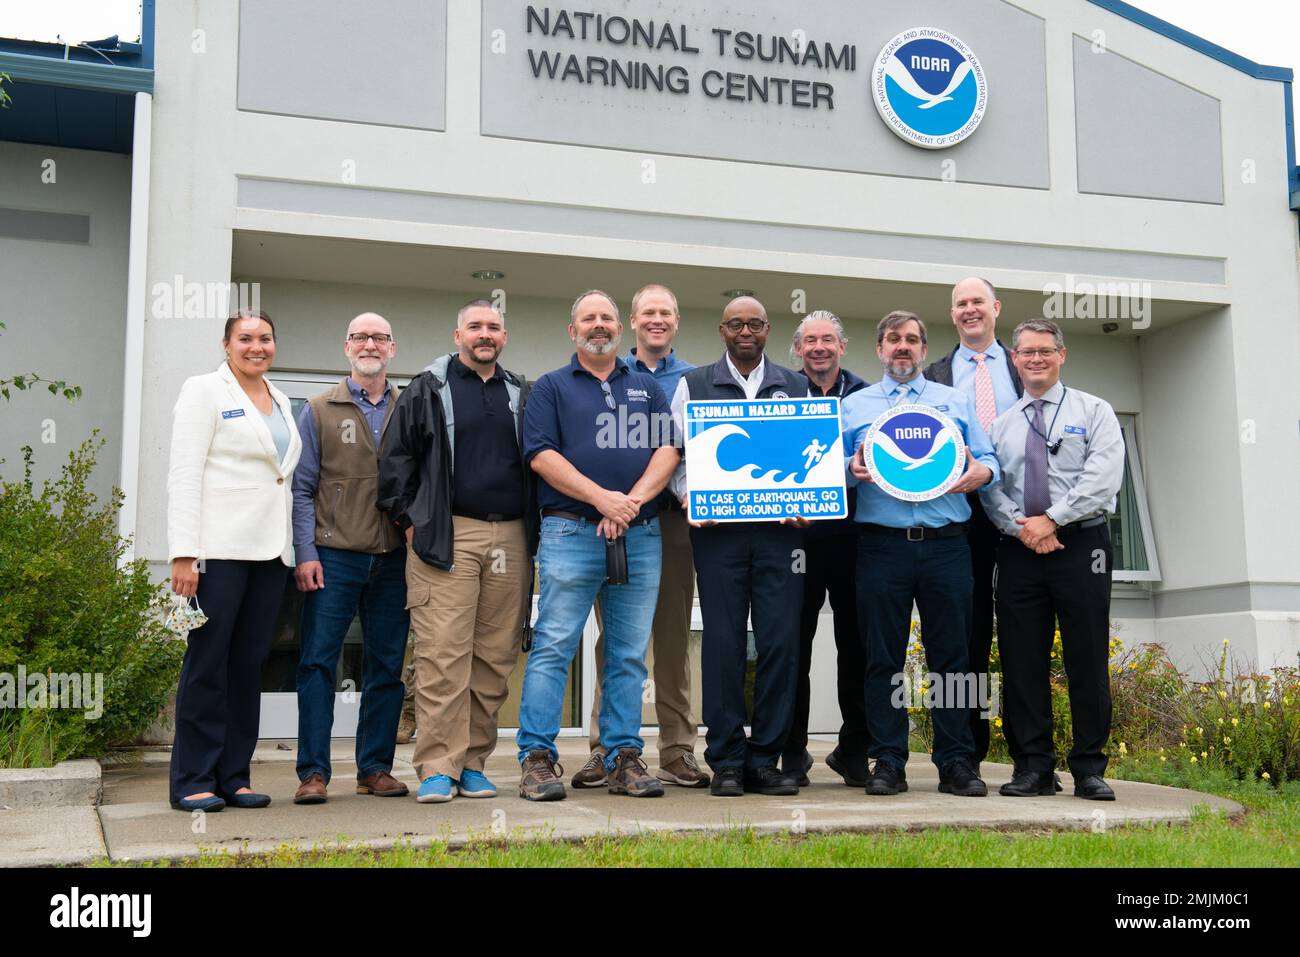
[4,1,1298,141]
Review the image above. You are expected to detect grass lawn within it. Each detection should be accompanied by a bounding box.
[102,767,1300,868]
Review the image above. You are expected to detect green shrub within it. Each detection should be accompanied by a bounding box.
[0,436,184,768]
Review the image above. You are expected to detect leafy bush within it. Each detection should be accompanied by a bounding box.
[905,624,1300,786]
[0,436,184,767]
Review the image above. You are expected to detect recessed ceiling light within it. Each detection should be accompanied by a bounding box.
[472,270,506,281]
[722,288,755,298]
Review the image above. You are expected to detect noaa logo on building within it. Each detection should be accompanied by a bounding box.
[864,404,966,502]
[872,28,988,149]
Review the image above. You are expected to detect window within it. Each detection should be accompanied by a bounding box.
[1109,414,1160,582]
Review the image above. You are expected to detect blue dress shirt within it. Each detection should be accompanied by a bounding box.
[951,341,1019,416]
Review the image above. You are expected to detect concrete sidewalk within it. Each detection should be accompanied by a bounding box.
[0,736,1215,865]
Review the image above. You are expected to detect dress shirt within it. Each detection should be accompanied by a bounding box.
[840,373,1000,529]
[952,341,1019,415]
[725,354,767,400]
[979,380,1125,535]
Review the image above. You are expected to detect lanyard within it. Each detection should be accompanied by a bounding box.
[1022,388,1068,453]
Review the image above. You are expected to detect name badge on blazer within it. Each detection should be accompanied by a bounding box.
[221,408,246,419]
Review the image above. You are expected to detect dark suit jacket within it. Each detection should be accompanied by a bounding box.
[923,340,1023,397]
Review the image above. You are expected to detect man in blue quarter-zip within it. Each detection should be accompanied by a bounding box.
[841,310,1000,798]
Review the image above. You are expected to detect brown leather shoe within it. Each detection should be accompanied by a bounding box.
[356,770,409,797]
[657,753,711,788]
[294,773,328,805]
[608,748,664,797]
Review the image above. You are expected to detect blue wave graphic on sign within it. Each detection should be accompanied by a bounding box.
[870,411,960,495]
[708,419,841,484]
[884,37,978,137]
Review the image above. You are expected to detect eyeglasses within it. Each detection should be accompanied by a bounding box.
[599,380,616,411]
[722,319,769,333]
[347,333,394,345]
[1015,348,1060,359]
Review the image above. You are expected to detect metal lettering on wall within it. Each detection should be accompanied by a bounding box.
[480,0,1049,188]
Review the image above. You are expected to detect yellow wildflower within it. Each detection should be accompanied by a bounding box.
[1231,717,1239,726]
[1262,772,1271,781]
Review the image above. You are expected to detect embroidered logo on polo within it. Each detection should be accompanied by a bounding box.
[872,28,988,149]
[865,404,966,502]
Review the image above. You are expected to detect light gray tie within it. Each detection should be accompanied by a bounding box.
[1023,399,1051,517]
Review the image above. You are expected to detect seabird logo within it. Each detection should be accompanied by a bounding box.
[872,28,987,149]
[865,405,966,502]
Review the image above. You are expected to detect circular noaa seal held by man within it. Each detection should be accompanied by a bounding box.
[872,27,988,149]
[864,404,967,502]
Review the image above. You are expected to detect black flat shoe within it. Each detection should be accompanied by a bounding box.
[222,791,272,809]
[170,795,226,812]
[1073,775,1116,801]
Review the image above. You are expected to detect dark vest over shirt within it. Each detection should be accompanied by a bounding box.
[308,380,403,554]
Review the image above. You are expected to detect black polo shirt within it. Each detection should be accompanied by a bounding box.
[447,355,526,519]
[522,354,676,523]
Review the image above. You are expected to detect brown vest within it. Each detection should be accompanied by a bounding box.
[308,379,403,554]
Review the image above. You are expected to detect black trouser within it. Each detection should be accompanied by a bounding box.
[994,523,1113,778]
[965,494,1018,765]
[170,559,288,801]
[691,522,804,771]
[783,526,870,768]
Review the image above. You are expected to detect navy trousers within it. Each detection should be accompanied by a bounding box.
[691,522,804,771]
[169,559,288,801]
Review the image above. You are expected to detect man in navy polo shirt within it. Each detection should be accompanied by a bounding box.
[516,290,681,802]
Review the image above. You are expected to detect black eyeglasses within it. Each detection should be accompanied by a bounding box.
[599,380,616,411]
[722,318,769,334]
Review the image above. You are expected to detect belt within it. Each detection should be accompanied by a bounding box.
[453,510,521,523]
[859,522,967,542]
[541,509,587,523]
[1056,515,1107,533]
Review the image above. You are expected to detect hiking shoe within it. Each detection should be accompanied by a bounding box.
[519,750,566,802]
[458,769,497,798]
[608,748,665,797]
[939,759,988,797]
[571,749,608,788]
[865,762,908,796]
[657,753,711,788]
[395,710,417,745]
[416,774,454,803]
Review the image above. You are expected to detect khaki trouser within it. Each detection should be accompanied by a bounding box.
[407,517,529,780]
[589,505,698,766]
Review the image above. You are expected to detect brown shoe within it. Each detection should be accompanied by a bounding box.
[657,753,711,788]
[519,749,566,802]
[571,748,608,788]
[608,748,665,797]
[395,711,417,745]
[294,773,328,805]
[356,770,409,797]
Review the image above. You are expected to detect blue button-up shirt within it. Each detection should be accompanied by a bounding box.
[951,341,1019,416]
[840,373,1000,528]
[292,377,391,564]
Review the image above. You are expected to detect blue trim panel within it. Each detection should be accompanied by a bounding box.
[1085,0,1291,80]
[0,51,153,95]
[141,0,156,70]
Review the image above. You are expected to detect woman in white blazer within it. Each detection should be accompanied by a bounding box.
[167,309,302,812]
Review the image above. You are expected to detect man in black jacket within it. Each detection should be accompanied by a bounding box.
[783,310,872,787]
[670,296,810,797]
[923,278,1023,772]
[377,299,536,804]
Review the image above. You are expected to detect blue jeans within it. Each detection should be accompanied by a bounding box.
[517,516,661,770]
[296,545,409,783]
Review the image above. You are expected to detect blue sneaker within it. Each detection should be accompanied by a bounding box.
[416,774,454,803]
[458,769,497,798]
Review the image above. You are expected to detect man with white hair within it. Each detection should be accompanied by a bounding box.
[293,312,410,804]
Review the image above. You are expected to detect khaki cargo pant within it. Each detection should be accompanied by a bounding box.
[589,505,699,766]
[406,517,529,781]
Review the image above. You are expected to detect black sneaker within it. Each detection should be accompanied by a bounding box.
[710,766,744,797]
[865,762,908,795]
[781,750,814,787]
[939,759,988,797]
[825,747,869,788]
[743,766,800,796]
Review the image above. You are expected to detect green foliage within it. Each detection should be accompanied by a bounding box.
[0,72,11,110]
[0,319,83,401]
[0,436,184,767]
